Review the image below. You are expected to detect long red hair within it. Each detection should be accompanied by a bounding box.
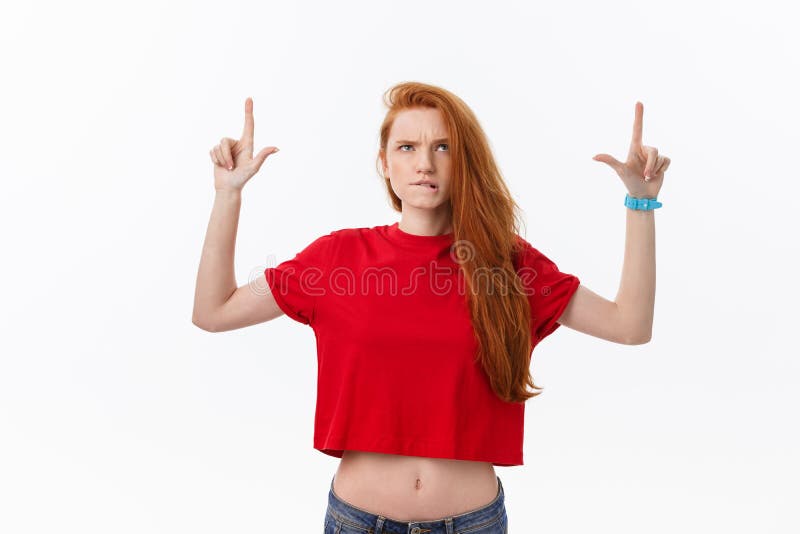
[375,81,542,403]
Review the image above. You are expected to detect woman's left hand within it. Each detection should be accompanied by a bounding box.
[592,101,670,199]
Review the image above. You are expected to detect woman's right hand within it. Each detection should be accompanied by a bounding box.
[209,97,280,192]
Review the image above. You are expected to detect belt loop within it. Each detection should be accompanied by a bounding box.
[375,515,385,533]
[445,516,454,534]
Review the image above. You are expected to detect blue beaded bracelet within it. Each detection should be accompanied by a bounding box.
[624,193,662,210]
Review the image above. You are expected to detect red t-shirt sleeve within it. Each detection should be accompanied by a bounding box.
[517,238,581,344]
[263,232,336,326]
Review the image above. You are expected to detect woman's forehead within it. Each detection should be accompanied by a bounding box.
[390,108,449,139]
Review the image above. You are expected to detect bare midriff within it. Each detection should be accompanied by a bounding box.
[332,450,499,522]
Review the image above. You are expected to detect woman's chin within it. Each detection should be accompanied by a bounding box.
[402,199,448,209]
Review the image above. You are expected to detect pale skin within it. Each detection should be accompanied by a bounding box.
[192,98,669,520]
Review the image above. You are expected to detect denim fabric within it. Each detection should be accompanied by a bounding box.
[324,474,508,533]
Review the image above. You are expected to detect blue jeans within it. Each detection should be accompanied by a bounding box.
[324,474,508,533]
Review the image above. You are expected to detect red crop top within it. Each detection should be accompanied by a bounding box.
[263,222,580,466]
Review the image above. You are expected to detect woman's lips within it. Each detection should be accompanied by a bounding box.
[414,183,438,190]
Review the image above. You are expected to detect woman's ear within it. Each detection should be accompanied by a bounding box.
[379,149,388,175]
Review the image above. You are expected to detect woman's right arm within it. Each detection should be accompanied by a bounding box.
[191,97,282,332]
[191,189,284,332]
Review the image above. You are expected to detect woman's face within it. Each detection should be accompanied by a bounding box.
[382,107,452,210]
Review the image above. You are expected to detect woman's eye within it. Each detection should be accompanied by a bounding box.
[399,144,449,151]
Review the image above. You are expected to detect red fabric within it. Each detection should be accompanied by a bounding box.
[264,222,580,466]
[514,239,583,346]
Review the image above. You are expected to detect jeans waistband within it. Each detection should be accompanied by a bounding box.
[327,474,505,534]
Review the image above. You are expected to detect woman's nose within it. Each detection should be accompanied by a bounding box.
[415,154,434,172]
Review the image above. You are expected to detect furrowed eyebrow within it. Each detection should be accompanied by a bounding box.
[394,138,450,145]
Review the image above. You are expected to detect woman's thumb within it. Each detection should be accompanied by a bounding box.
[593,153,622,172]
[255,146,280,168]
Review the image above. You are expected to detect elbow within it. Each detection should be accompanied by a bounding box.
[192,312,218,333]
[624,329,652,345]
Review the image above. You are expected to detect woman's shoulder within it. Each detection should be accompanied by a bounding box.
[512,233,558,268]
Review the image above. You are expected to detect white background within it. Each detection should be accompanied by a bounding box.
[2,0,798,532]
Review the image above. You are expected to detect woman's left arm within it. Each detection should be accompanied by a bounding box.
[557,101,670,345]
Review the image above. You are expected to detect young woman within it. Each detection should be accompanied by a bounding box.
[193,83,669,533]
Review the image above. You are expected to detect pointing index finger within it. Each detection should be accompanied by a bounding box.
[630,101,644,149]
[241,97,254,145]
